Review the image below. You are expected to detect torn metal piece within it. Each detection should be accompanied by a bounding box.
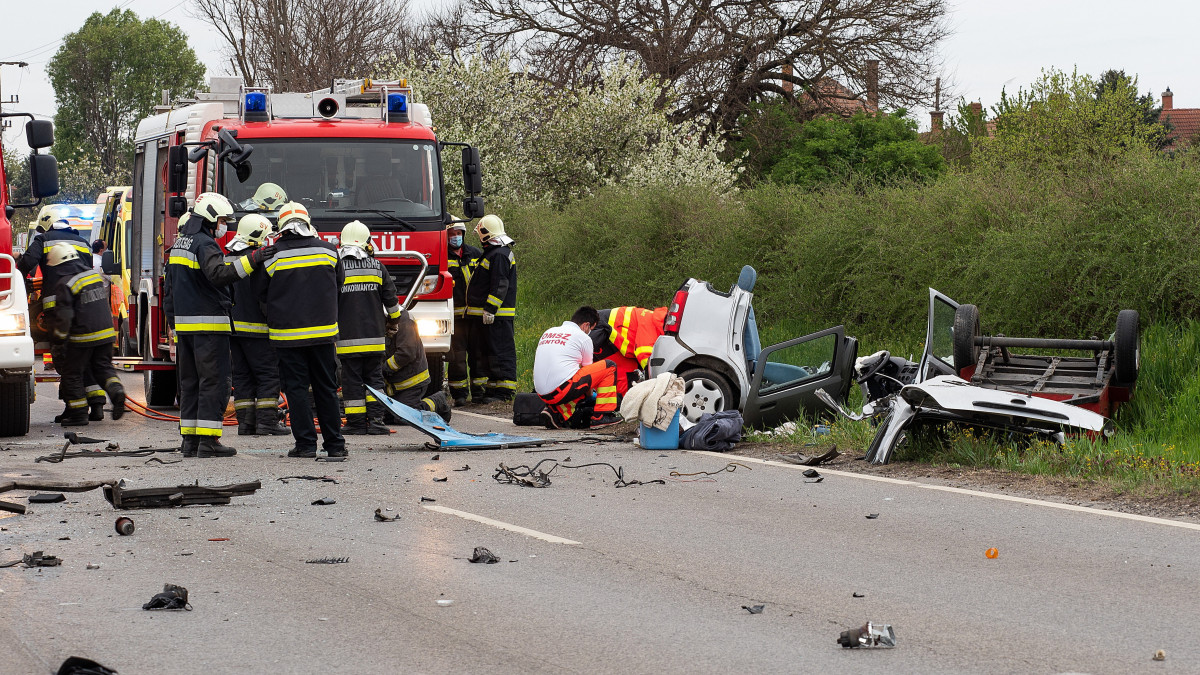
[29,493,66,503]
[419,496,436,503]
[742,604,765,614]
[278,475,338,484]
[306,557,350,564]
[55,656,118,675]
[103,480,261,509]
[779,446,841,466]
[433,477,448,482]
[838,622,896,648]
[63,432,108,445]
[368,385,548,449]
[0,500,26,514]
[468,547,500,564]
[452,465,470,471]
[311,498,336,506]
[865,513,879,519]
[24,551,63,567]
[142,583,191,611]
[374,509,400,522]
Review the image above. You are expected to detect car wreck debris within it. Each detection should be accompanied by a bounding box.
[985,548,999,559]
[103,480,262,509]
[368,386,548,449]
[142,583,191,610]
[115,517,135,535]
[29,493,66,503]
[278,475,338,484]
[668,462,752,480]
[468,547,500,564]
[779,446,840,466]
[306,557,350,564]
[0,551,63,568]
[742,604,765,614]
[311,498,336,506]
[838,622,896,648]
[374,509,400,522]
[55,656,118,675]
[494,459,666,488]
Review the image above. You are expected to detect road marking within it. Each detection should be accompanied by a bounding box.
[423,504,581,545]
[454,410,511,423]
[687,450,1200,532]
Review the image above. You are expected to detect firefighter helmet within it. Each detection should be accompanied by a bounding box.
[340,220,371,248]
[475,214,512,245]
[447,217,467,232]
[46,242,79,267]
[251,182,288,210]
[277,201,317,237]
[193,192,235,223]
[234,213,272,246]
[35,206,55,232]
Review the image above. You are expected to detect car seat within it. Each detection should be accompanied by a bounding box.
[737,265,763,372]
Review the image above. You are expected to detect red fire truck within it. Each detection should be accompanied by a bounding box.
[119,77,485,405]
[0,114,59,435]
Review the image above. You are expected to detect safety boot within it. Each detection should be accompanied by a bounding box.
[235,408,255,435]
[287,445,317,458]
[53,402,70,423]
[342,415,369,435]
[60,407,90,427]
[196,437,237,458]
[589,412,623,429]
[180,435,200,458]
[88,399,106,421]
[108,384,126,421]
[255,407,290,436]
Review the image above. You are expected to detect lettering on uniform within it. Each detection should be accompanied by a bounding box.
[174,235,194,250]
[79,286,107,304]
[341,283,378,293]
[539,332,571,346]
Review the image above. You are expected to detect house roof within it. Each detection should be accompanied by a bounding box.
[803,78,878,116]
[1161,108,1200,147]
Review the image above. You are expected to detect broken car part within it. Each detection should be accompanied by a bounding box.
[468,547,500,564]
[494,459,665,488]
[0,551,63,568]
[306,557,350,564]
[55,656,118,675]
[838,622,896,648]
[29,493,66,503]
[374,509,400,522]
[277,475,338,484]
[311,498,336,506]
[778,446,841,466]
[742,604,765,614]
[103,480,262,509]
[143,583,191,610]
[115,517,135,536]
[368,386,548,449]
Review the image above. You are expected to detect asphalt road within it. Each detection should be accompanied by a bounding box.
[2,373,1198,674]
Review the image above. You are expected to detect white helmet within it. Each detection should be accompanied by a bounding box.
[340,220,371,249]
[475,214,513,245]
[193,192,235,224]
[447,217,467,233]
[234,213,272,246]
[47,242,79,267]
[251,182,288,210]
[277,201,317,237]
[35,206,54,232]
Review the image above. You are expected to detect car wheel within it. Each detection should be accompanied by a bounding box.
[680,368,734,423]
[952,304,981,376]
[1113,309,1139,387]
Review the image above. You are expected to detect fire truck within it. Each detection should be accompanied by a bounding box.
[120,77,485,405]
[0,115,59,435]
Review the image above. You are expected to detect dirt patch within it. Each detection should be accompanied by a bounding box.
[733,441,1200,523]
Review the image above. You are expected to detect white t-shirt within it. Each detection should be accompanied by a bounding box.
[533,321,594,395]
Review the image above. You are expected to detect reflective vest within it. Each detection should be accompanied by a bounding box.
[226,247,270,338]
[336,253,401,355]
[607,306,668,369]
[447,244,481,318]
[261,234,343,346]
[50,260,117,345]
[465,243,516,319]
[163,229,251,334]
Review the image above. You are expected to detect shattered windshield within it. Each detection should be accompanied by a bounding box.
[220,139,443,227]
[930,296,957,369]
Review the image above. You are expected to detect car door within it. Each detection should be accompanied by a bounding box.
[918,288,961,383]
[742,325,852,428]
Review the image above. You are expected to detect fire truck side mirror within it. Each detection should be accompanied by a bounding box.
[462,196,485,219]
[29,154,59,199]
[461,147,482,195]
[168,196,188,218]
[101,250,119,275]
[25,120,54,150]
[167,146,189,193]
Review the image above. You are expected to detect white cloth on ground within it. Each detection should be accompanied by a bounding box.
[621,373,684,429]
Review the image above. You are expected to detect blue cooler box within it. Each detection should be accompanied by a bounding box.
[639,409,681,450]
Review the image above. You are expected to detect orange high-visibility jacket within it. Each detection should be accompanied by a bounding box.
[606,306,668,369]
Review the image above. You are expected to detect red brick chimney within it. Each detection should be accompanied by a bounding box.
[1162,87,1174,110]
[865,60,879,110]
[969,101,983,118]
[930,110,944,131]
[782,64,793,94]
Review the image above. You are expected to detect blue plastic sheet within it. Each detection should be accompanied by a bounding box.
[366,386,549,449]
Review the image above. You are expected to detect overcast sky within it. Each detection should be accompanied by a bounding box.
[3,0,1198,155]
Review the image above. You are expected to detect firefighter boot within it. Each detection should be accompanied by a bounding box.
[107,383,126,421]
[196,437,237,458]
[88,398,106,422]
[53,402,70,423]
[60,407,90,427]
[180,435,200,458]
[255,407,290,436]
[236,408,255,435]
[342,414,368,435]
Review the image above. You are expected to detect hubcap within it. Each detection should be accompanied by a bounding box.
[683,378,725,423]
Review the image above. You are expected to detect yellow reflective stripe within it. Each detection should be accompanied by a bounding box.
[234,399,255,409]
[267,254,336,274]
[233,321,269,333]
[495,308,515,317]
[490,380,517,390]
[336,343,386,355]
[453,308,466,317]
[393,369,430,390]
[269,323,339,341]
[69,273,104,293]
[176,322,231,333]
[343,275,381,285]
[169,255,200,269]
[344,405,367,414]
[43,297,56,309]
[69,327,117,342]
[479,258,490,269]
[68,398,88,408]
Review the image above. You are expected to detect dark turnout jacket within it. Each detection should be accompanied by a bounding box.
[336,251,401,356]
[164,228,254,334]
[465,242,516,319]
[260,233,343,347]
[50,259,116,345]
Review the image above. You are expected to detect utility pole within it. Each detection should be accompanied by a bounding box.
[0,61,30,131]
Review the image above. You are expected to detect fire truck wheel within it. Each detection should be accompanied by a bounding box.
[0,378,31,436]
[1113,309,1140,387]
[144,369,178,408]
[952,304,981,375]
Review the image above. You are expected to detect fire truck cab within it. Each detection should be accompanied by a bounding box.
[126,77,485,404]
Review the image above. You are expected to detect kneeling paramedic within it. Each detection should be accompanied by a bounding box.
[226,214,288,436]
[164,196,275,458]
[261,203,347,459]
[384,310,452,422]
[336,220,402,435]
[45,243,125,426]
[533,306,621,429]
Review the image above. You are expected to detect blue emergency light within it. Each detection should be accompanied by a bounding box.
[386,92,410,123]
[243,92,269,121]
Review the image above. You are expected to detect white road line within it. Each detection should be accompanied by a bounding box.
[454,410,511,423]
[687,450,1200,532]
[423,504,581,545]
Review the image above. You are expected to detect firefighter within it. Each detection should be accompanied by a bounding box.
[45,243,126,426]
[336,220,402,435]
[430,218,481,405]
[226,214,288,436]
[164,195,275,458]
[17,213,109,421]
[260,202,347,459]
[533,306,621,429]
[384,308,452,422]
[464,214,517,403]
[237,182,288,212]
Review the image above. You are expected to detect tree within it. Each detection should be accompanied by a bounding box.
[767,110,945,187]
[977,67,1169,170]
[47,9,206,176]
[465,0,951,136]
[192,0,416,91]
[1094,69,1172,149]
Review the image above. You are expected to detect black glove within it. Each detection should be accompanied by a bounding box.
[248,245,277,268]
[386,317,401,336]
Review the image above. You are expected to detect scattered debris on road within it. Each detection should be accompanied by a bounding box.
[1154,650,1166,661]
[468,547,500,564]
[374,509,400,522]
[142,583,191,611]
[0,499,25,514]
[433,477,448,482]
[865,514,879,519]
[369,386,549,449]
[86,563,101,570]
[311,498,336,506]
[29,493,66,503]
[431,454,440,460]
[779,446,841,466]
[0,551,63,568]
[669,462,751,481]
[436,597,454,607]
[307,557,350,564]
[495,459,665,488]
[985,548,999,559]
[115,517,135,535]
[453,465,470,471]
[802,469,824,483]
[742,604,765,614]
[852,592,865,598]
[55,656,118,675]
[104,480,262,509]
[278,475,338,484]
[837,622,896,648]
[420,496,436,502]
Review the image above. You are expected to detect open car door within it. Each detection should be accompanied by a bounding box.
[917,288,961,383]
[742,325,855,428]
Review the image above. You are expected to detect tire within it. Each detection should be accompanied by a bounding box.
[0,378,32,437]
[144,369,178,408]
[953,304,981,374]
[1113,309,1140,387]
[679,367,735,423]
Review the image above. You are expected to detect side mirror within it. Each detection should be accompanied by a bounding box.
[168,196,188,218]
[101,249,119,275]
[25,120,54,150]
[462,196,485,219]
[461,147,482,195]
[167,146,189,193]
[29,154,59,199]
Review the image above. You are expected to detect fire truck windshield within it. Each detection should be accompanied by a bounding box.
[221,139,443,228]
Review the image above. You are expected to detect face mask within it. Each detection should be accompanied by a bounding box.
[449,235,463,248]
[215,222,228,238]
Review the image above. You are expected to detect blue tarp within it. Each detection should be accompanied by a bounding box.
[366,386,549,450]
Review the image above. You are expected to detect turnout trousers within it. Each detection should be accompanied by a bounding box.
[177,333,231,438]
[538,360,618,423]
[467,316,517,399]
[277,343,345,453]
[231,336,282,421]
[339,354,386,423]
[446,316,472,401]
[58,343,122,412]
[52,344,108,409]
